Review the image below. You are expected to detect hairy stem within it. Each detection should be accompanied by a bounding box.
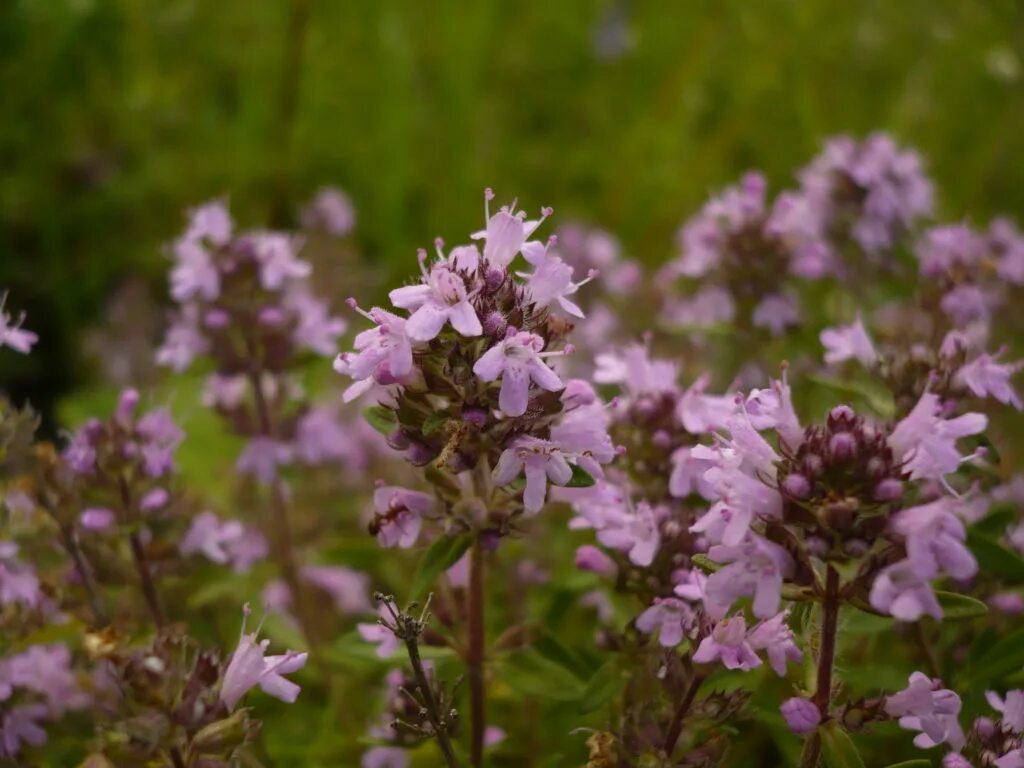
[664,673,705,757]
[247,367,316,646]
[468,534,486,767]
[129,530,165,629]
[404,629,461,768]
[59,523,107,627]
[800,565,841,768]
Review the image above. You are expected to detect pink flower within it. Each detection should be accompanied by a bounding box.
[358,605,401,658]
[301,565,371,614]
[752,293,800,336]
[221,605,308,710]
[335,307,415,402]
[180,512,268,573]
[870,560,942,621]
[668,446,716,499]
[692,615,761,671]
[302,187,356,237]
[520,241,594,318]
[251,232,311,290]
[597,502,662,567]
[954,350,1023,409]
[676,373,735,434]
[747,611,803,676]
[888,392,987,483]
[389,258,482,342]
[0,704,49,758]
[635,597,695,647]
[703,535,793,619]
[594,344,680,398]
[493,437,573,514]
[371,485,433,549]
[986,690,1024,734]
[821,316,878,366]
[890,498,978,581]
[474,331,564,417]
[885,672,965,750]
[471,191,550,269]
[236,437,294,484]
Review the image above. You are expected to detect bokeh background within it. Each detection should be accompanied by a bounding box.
[4,0,1024,427]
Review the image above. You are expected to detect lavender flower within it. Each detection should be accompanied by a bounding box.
[220,604,308,710]
[885,672,965,750]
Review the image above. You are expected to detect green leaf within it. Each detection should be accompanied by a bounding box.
[882,761,931,768]
[578,660,627,714]
[966,531,1024,580]
[691,554,722,573]
[820,722,865,768]
[421,411,448,436]
[972,502,1019,536]
[499,650,586,701]
[363,405,397,436]
[409,533,473,600]
[965,625,1024,685]
[533,632,593,680]
[936,591,988,620]
[565,464,596,488]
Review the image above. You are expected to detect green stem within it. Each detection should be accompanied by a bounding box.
[800,566,841,768]
[467,534,485,767]
[664,673,705,757]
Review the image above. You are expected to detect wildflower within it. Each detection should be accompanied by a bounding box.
[635,597,694,647]
[0,294,38,354]
[954,350,1023,409]
[890,498,978,581]
[885,672,965,750]
[597,502,663,567]
[691,615,762,670]
[179,512,268,573]
[702,535,794,619]
[888,392,987,483]
[389,258,482,341]
[574,545,616,576]
[820,316,878,366]
[370,485,434,549]
[471,190,549,269]
[870,560,942,621]
[301,565,371,614]
[986,690,1024,733]
[302,186,356,237]
[336,306,415,402]
[473,331,564,417]
[493,437,573,514]
[220,604,308,710]
[747,611,803,676]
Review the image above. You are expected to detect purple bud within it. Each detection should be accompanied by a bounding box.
[115,388,140,426]
[803,454,824,476]
[942,754,972,768]
[989,592,1024,615]
[374,362,398,386]
[406,442,435,466]
[780,698,821,735]
[484,267,505,292]
[259,307,285,326]
[482,311,508,338]
[386,428,410,451]
[843,539,869,558]
[973,716,997,739]
[829,432,857,461]
[651,430,671,449]
[204,308,230,328]
[463,408,487,428]
[828,404,856,430]
[140,488,169,511]
[874,478,903,501]
[575,545,616,577]
[782,473,811,499]
[80,507,116,532]
[805,536,829,558]
[865,456,887,478]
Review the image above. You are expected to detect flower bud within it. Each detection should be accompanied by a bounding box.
[874,478,903,501]
[575,545,616,577]
[780,697,821,735]
[782,472,811,499]
[483,311,508,338]
[484,266,506,292]
[829,431,857,461]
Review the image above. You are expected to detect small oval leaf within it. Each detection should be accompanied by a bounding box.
[409,533,473,600]
[936,590,988,620]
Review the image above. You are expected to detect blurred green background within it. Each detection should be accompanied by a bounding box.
[3,0,1024,424]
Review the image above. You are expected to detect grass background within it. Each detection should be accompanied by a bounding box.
[3,0,1024,424]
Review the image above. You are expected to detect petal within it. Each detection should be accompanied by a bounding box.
[405,303,449,342]
[473,345,506,382]
[499,365,530,416]
[448,301,482,337]
[523,462,548,513]
[388,284,432,310]
[528,359,563,392]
